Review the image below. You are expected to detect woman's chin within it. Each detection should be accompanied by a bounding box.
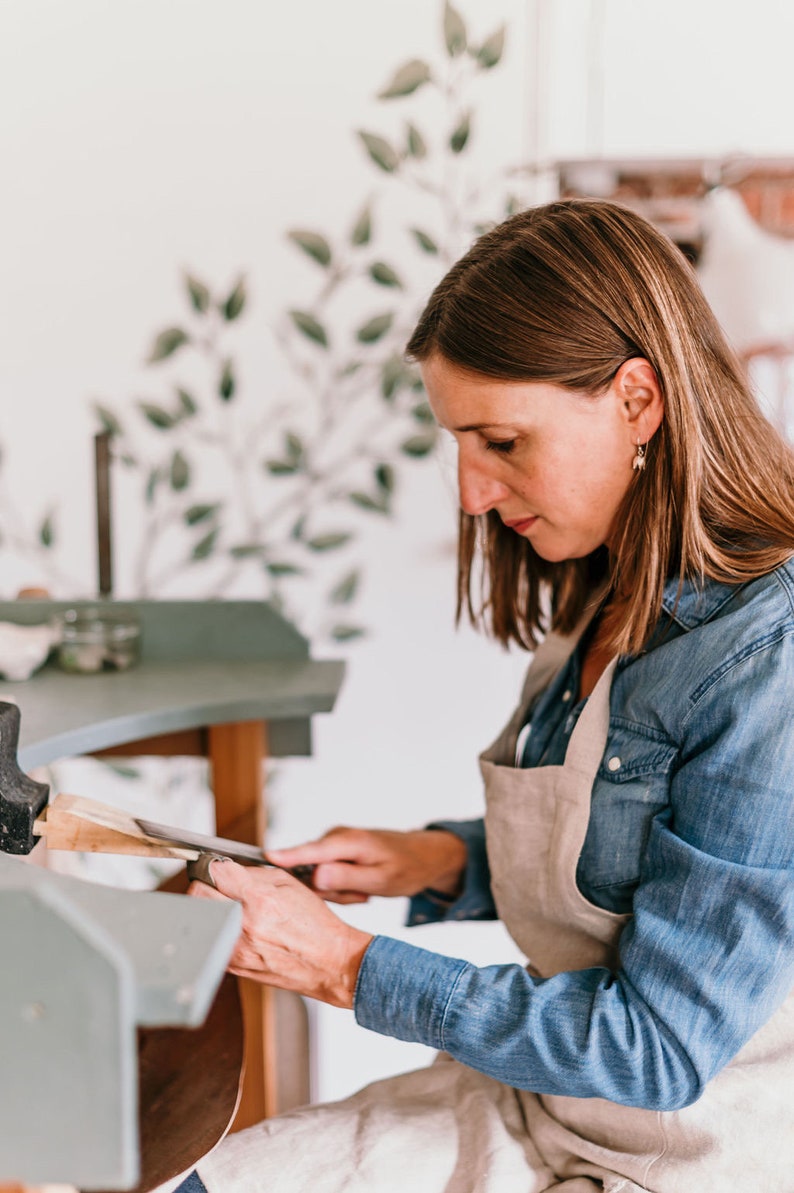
[531,537,603,564]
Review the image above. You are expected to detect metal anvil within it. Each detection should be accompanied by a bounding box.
[0,700,242,1189]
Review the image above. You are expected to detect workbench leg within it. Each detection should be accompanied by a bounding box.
[207,721,310,1130]
[208,720,268,847]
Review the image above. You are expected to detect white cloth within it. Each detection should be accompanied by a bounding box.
[198,1057,629,1192]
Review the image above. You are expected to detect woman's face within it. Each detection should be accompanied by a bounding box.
[422,352,654,562]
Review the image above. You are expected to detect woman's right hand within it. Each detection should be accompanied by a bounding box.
[267,826,468,905]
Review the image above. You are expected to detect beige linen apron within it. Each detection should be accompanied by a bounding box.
[196,623,794,1193]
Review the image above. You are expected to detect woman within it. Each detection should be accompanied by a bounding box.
[182,199,794,1192]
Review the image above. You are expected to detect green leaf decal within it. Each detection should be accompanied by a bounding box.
[406,122,427,159]
[105,763,141,780]
[351,204,372,246]
[350,491,389,513]
[357,130,400,173]
[229,543,265,558]
[330,570,360,604]
[147,327,189,363]
[221,277,247,321]
[93,403,123,436]
[139,401,176,430]
[450,110,471,154]
[265,460,299,476]
[377,58,431,99]
[185,273,211,314]
[410,227,439,254]
[192,527,219,561]
[289,309,329,348]
[443,1,467,56]
[357,312,394,344]
[412,400,435,423]
[476,26,505,69]
[145,469,161,505]
[267,561,304,576]
[177,387,198,416]
[266,431,304,475]
[288,229,333,268]
[218,358,235,401]
[184,503,219,526]
[380,355,408,400]
[401,433,436,458]
[285,432,304,463]
[170,449,190,491]
[369,261,402,288]
[307,532,352,552]
[39,514,54,548]
[375,463,395,493]
[331,624,365,642]
[339,360,363,378]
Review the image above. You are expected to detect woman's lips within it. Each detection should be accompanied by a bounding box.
[504,516,538,534]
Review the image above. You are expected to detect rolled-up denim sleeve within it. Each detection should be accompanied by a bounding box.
[406,818,497,926]
[356,630,794,1111]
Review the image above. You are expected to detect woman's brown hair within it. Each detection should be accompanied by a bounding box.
[406,198,794,655]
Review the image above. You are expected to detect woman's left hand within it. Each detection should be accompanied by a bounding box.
[189,859,374,1009]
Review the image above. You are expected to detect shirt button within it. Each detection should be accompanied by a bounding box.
[562,689,572,701]
[607,756,622,772]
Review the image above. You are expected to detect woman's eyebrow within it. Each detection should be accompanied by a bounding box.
[452,420,518,433]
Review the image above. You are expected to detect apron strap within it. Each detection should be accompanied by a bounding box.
[516,586,611,723]
[563,656,619,779]
[481,585,612,768]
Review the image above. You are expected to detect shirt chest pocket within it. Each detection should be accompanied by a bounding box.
[577,722,678,900]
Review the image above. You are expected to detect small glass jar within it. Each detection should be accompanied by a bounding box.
[57,608,141,674]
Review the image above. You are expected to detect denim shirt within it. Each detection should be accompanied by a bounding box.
[353,560,794,1110]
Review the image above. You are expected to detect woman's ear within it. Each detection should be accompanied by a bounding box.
[613,357,664,443]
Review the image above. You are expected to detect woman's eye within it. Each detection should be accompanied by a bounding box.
[485,439,516,455]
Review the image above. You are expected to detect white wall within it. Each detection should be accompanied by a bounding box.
[2,0,794,1103]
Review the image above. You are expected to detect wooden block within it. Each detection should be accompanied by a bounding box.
[34,794,197,862]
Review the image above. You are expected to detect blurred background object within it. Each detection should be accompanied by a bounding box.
[559,155,794,437]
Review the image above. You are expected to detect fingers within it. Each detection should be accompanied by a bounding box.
[267,826,374,868]
[187,857,263,900]
[188,877,228,901]
[204,856,249,898]
[311,859,384,895]
[212,858,310,905]
[188,853,375,1007]
[267,826,442,900]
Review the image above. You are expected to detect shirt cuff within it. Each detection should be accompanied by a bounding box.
[406,818,497,926]
[353,934,471,1048]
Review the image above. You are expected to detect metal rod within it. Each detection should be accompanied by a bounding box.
[95,431,113,597]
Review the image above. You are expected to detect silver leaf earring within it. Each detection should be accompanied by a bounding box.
[633,441,646,471]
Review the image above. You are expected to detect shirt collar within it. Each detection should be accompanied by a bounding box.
[660,572,743,629]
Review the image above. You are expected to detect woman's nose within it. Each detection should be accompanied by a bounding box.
[458,451,509,516]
